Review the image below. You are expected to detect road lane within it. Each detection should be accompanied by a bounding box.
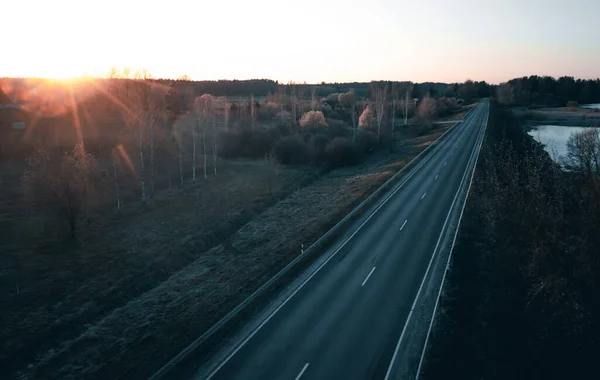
[197,100,489,380]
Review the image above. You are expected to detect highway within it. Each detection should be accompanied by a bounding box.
[195,99,489,380]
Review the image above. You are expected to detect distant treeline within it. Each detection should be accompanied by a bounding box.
[497,75,600,106]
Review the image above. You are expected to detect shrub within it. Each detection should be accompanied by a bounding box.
[355,131,378,154]
[327,111,343,120]
[219,128,279,158]
[310,133,330,162]
[218,129,242,158]
[275,136,311,165]
[324,137,362,169]
[240,128,280,158]
[567,100,579,110]
[326,119,352,139]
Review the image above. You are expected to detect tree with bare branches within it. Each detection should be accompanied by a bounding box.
[566,129,600,182]
[402,89,411,126]
[339,90,357,142]
[111,147,121,210]
[390,84,398,136]
[195,94,214,179]
[417,95,437,123]
[374,86,387,142]
[22,143,101,239]
[121,78,153,203]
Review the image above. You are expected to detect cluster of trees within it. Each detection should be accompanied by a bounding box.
[496,76,600,106]
[426,105,600,379]
[441,80,493,102]
[6,74,471,240]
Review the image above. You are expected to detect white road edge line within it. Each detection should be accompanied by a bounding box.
[202,107,468,380]
[400,220,408,231]
[421,192,427,200]
[295,363,310,380]
[361,267,376,287]
[414,104,489,380]
[383,102,485,380]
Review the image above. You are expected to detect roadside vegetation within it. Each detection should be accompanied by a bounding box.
[0,74,473,379]
[422,102,600,379]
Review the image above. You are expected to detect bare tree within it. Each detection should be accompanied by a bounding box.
[22,144,101,239]
[566,129,600,181]
[311,87,317,111]
[249,94,256,130]
[391,84,398,136]
[402,89,411,126]
[193,95,214,182]
[148,91,161,199]
[196,94,214,179]
[111,147,121,210]
[290,84,297,128]
[339,90,357,142]
[122,78,152,204]
[417,95,437,123]
[212,99,219,175]
[374,86,387,142]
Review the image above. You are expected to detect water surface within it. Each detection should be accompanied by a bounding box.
[582,104,600,110]
[527,125,594,163]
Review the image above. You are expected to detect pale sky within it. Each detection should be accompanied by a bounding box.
[4,0,599,83]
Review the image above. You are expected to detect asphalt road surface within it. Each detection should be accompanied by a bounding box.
[197,100,490,380]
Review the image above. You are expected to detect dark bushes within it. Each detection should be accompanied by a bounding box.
[323,137,362,169]
[219,128,280,158]
[355,131,378,154]
[275,136,311,165]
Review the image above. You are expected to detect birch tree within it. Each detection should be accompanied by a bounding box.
[211,99,219,175]
[195,94,214,179]
[112,147,121,210]
[311,87,318,111]
[374,86,387,142]
[122,79,151,204]
[148,91,163,199]
[339,90,357,142]
[391,84,398,136]
[249,94,256,130]
[402,89,411,126]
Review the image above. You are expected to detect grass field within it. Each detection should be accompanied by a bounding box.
[1,123,449,380]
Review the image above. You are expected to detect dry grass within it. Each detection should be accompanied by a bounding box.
[5,126,447,380]
[1,159,316,379]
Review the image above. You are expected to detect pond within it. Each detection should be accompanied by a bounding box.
[527,125,595,163]
[582,104,600,110]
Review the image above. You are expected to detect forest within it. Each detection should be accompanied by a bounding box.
[423,102,600,379]
[496,75,600,106]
